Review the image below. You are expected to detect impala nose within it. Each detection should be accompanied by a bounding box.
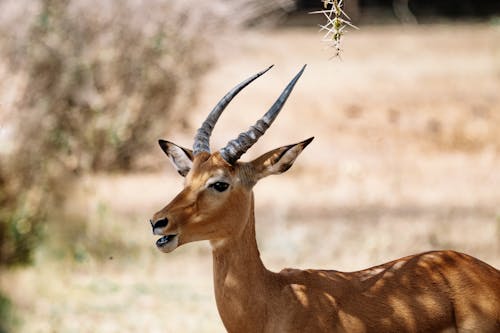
[151,217,169,233]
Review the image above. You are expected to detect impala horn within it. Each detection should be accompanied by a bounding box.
[193,65,274,155]
[219,64,306,165]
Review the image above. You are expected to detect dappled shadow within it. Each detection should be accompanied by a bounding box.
[278,251,500,332]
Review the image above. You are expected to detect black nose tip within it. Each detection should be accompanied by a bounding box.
[152,217,169,229]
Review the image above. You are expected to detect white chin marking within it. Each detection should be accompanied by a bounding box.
[156,234,179,253]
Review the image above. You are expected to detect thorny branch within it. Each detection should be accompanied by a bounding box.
[310,0,358,59]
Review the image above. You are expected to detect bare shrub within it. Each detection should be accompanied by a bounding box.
[3,0,214,172]
[0,0,213,265]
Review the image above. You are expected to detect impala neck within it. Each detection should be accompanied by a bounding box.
[210,193,275,332]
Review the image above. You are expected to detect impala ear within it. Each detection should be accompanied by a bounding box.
[249,137,314,182]
[158,140,194,177]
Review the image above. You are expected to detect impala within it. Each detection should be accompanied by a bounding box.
[150,65,500,332]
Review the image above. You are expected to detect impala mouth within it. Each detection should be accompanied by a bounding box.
[156,234,179,253]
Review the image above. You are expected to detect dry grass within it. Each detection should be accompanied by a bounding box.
[2,24,500,332]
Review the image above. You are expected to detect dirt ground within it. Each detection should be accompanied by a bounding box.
[2,24,500,332]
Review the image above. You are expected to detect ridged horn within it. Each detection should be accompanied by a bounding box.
[192,65,274,155]
[219,65,306,164]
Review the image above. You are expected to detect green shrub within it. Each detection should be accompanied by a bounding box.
[0,290,16,333]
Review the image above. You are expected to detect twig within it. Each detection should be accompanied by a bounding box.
[310,0,358,59]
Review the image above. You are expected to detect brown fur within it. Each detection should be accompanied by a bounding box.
[152,147,500,333]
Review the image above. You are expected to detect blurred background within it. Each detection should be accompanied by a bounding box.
[0,0,499,332]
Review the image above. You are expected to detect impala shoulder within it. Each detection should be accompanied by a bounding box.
[278,268,316,292]
[278,268,350,298]
[279,267,302,276]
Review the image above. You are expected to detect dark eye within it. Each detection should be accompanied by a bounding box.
[210,181,230,192]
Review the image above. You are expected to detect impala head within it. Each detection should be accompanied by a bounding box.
[150,65,313,253]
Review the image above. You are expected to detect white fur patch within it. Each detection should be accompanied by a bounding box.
[166,144,193,176]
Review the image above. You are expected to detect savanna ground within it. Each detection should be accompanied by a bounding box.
[1,24,500,332]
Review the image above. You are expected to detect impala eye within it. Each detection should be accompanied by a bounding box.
[210,181,230,192]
